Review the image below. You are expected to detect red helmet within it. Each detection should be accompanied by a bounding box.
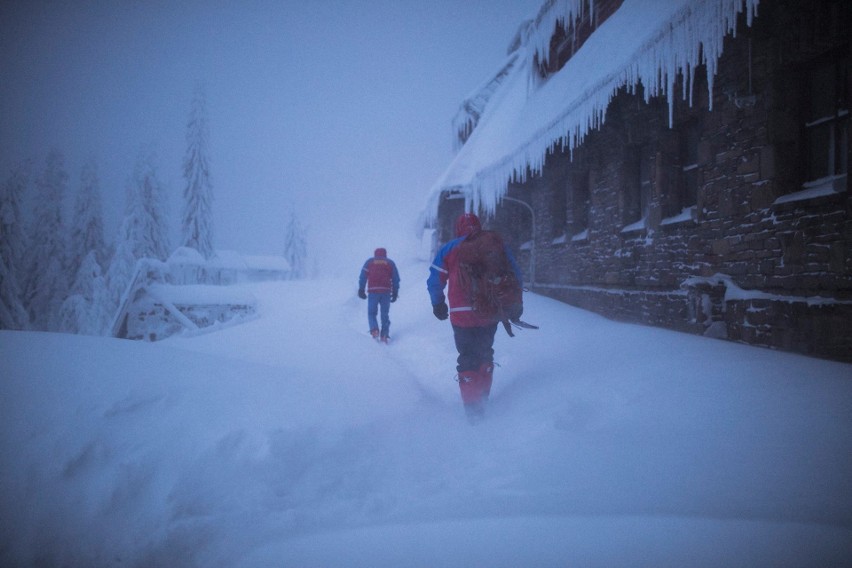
[374,247,387,258]
[455,212,482,237]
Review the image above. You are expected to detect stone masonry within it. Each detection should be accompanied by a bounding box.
[435,0,851,362]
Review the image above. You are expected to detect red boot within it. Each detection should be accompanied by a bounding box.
[458,367,490,422]
[478,362,494,399]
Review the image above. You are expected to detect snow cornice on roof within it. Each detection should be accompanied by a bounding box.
[426,0,760,221]
[452,52,521,151]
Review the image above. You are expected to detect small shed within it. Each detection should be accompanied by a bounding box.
[112,279,256,342]
[110,248,290,341]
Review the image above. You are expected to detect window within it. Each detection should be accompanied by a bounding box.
[623,146,652,230]
[679,120,700,210]
[550,178,568,239]
[570,170,590,238]
[640,151,653,219]
[804,59,848,190]
[551,181,568,240]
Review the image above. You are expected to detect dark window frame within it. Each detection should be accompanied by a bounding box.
[623,144,653,229]
[679,119,701,211]
[803,55,849,191]
[570,169,591,238]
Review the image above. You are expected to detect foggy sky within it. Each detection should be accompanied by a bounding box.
[1,0,542,275]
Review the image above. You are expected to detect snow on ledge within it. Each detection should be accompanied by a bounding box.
[773,174,847,205]
[571,229,589,242]
[661,207,696,226]
[681,274,852,306]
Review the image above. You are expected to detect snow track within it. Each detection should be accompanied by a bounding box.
[2,262,851,566]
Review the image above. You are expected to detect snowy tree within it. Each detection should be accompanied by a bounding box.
[282,208,308,279]
[127,150,171,262]
[58,250,110,335]
[104,151,171,320]
[68,159,107,280]
[104,235,137,325]
[181,84,214,259]
[0,163,31,330]
[23,150,70,331]
[61,160,110,335]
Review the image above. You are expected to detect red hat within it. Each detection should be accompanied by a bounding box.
[374,247,387,258]
[455,212,481,237]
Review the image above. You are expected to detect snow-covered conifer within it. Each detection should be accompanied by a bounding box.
[104,234,138,327]
[58,250,110,335]
[104,151,171,324]
[282,208,308,279]
[0,163,30,329]
[181,84,214,259]
[68,159,107,279]
[128,151,171,262]
[0,257,29,330]
[23,150,70,331]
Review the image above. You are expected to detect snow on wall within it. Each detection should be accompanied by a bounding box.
[682,274,852,306]
[426,0,760,220]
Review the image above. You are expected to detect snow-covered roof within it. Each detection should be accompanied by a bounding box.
[148,284,257,306]
[210,249,249,270]
[168,247,208,265]
[426,0,760,218]
[166,248,290,272]
[243,255,291,272]
[452,52,522,151]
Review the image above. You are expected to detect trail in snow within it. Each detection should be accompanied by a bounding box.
[1,261,851,567]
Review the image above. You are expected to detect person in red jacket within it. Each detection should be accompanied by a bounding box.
[358,247,400,343]
[427,212,523,420]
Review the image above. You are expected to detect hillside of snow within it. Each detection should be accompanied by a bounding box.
[2,261,851,567]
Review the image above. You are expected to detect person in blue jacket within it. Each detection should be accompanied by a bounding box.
[358,247,400,343]
[427,212,523,419]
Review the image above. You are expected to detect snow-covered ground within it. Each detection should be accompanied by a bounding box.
[2,260,851,567]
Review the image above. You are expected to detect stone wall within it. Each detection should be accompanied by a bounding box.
[435,0,851,362]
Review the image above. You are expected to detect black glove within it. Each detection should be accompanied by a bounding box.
[507,302,523,321]
[433,302,449,320]
[358,288,366,300]
[391,290,398,303]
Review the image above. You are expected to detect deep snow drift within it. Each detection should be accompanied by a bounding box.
[2,261,851,567]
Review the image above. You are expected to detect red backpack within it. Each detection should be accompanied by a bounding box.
[455,230,523,334]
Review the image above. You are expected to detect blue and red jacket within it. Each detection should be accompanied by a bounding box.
[360,248,400,294]
[427,216,523,327]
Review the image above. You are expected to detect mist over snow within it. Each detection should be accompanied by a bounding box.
[2,261,852,566]
[3,1,852,566]
[0,0,542,275]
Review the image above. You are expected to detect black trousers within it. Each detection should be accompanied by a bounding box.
[452,323,498,372]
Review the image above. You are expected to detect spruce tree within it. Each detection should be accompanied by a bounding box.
[58,250,110,335]
[0,163,30,330]
[104,234,138,327]
[130,151,171,262]
[105,151,171,322]
[23,150,69,331]
[68,159,107,279]
[282,208,308,279]
[181,84,214,259]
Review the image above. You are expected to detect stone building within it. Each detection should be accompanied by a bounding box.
[426,0,851,361]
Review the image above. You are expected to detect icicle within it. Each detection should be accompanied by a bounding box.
[433,0,763,221]
[527,0,591,76]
